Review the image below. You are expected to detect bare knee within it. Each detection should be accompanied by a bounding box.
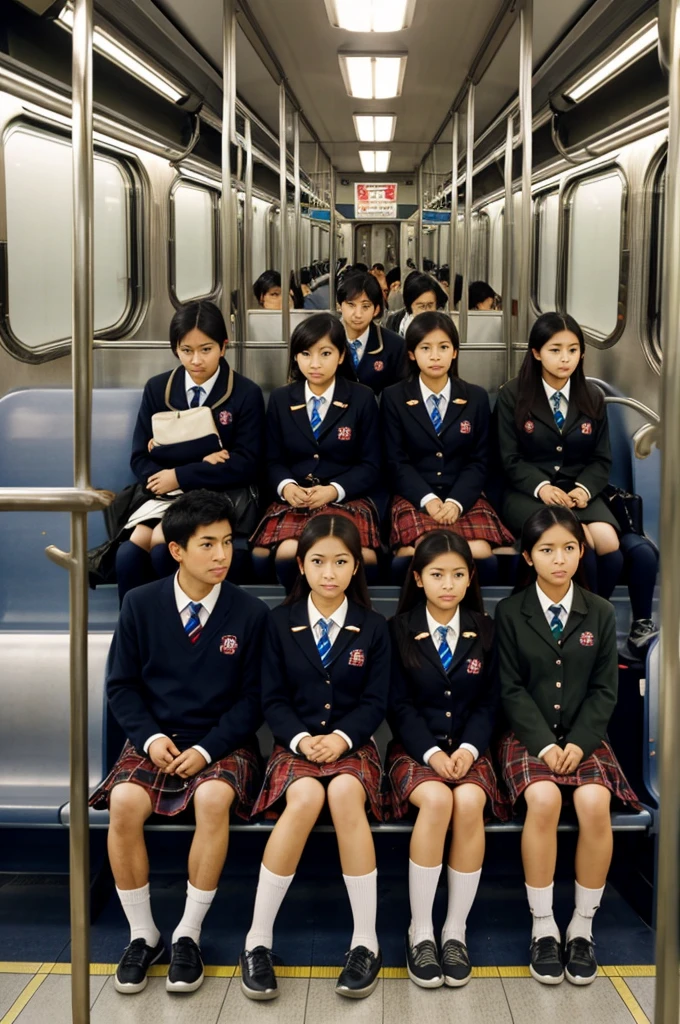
[395,546,415,558]
[452,783,486,825]
[327,774,366,823]
[253,546,270,559]
[412,781,454,822]
[276,539,298,561]
[590,524,619,555]
[109,784,152,832]
[150,523,166,549]
[470,541,493,559]
[573,785,611,832]
[362,547,377,565]
[524,782,562,826]
[285,778,326,821]
[129,525,152,552]
[193,780,235,826]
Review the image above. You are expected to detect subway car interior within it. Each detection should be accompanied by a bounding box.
[0,0,678,1021]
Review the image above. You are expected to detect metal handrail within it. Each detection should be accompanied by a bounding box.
[518,0,533,346]
[602,395,661,424]
[0,488,112,511]
[503,113,514,380]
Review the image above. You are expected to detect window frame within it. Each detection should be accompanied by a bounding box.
[532,185,560,316]
[642,141,667,372]
[471,210,490,283]
[168,174,221,309]
[0,117,142,364]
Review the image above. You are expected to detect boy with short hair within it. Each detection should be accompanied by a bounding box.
[338,271,407,395]
[90,490,269,995]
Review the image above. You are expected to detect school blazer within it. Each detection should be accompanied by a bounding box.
[381,376,489,512]
[388,606,498,763]
[107,578,269,762]
[495,377,611,499]
[495,583,618,760]
[261,598,390,751]
[265,375,381,501]
[130,358,265,491]
[353,322,408,395]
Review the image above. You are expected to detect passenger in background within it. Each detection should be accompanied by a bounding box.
[90,491,269,996]
[241,516,388,1001]
[253,269,303,309]
[116,301,264,601]
[387,532,506,989]
[388,272,448,337]
[496,507,640,986]
[251,313,382,589]
[371,262,385,273]
[386,266,404,312]
[369,265,389,308]
[338,271,407,395]
[382,312,513,586]
[496,312,623,599]
[469,281,499,311]
[437,267,463,309]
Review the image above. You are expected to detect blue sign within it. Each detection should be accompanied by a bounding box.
[307,209,331,222]
[423,211,451,223]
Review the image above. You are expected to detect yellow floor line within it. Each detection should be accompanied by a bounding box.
[0,974,49,1024]
[0,964,43,976]
[611,976,650,1024]
[615,965,656,977]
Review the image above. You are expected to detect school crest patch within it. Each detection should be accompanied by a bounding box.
[220,635,238,655]
[581,421,592,435]
[460,420,472,434]
[348,648,365,667]
[219,410,233,425]
[579,631,595,647]
[338,426,352,441]
[373,360,384,372]
[467,658,482,675]
[524,420,535,433]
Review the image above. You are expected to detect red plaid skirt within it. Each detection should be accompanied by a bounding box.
[386,742,510,822]
[251,498,381,549]
[89,740,261,820]
[498,732,642,809]
[251,741,383,821]
[390,495,515,549]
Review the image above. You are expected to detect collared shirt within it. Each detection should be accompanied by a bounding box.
[184,364,221,407]
[289,594,353,755]
[534,377,590,500]
[535,580,574,759]
[422,606,479,766]
[344,325,371,365]
[418,375,463,513]
[276,378,345,502]
[143,573,222,765]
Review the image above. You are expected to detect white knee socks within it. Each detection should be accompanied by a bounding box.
[526,883,560,941]
[172,882,216,945]
[245,864,295,951]
[567,882,604,942]
[343,869,379,955]
[441,866,481,946]
[408,860,441,946]
[116,883,160,947]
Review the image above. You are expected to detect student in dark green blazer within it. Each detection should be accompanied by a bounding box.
[495,507,639,988]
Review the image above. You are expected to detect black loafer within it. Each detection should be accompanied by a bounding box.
[565,937,598,985]
[336,945,382,998]
[166,936,204,992]
[114,937,165,994]
[529,936,564,985]
[405,936,443,988]
[441,938,472,987]
[240,946,280,1000]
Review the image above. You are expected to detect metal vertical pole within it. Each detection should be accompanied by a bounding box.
[503,113,514,379]
[243,117,253,317]
[329,164,337,310]
[449,112,459,307]
[460,83,475,346]
[655,2,680,1020]
[221,0,236,339]
[518,0,533,345]
[417,162,424,269]
[70,1,93,1021]
[293,110,301,288]
[279,83,290,344]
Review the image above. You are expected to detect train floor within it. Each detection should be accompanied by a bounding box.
[0,832,658,1023]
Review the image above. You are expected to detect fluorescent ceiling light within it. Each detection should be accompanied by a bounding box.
[353,114,396,142]
[359,150,391,173]
[58,3,186,103]
[325,0,415,32]
[566,20,658,102]
[339,54,407,98]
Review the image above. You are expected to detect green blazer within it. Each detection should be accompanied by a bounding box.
[495,583,618,759]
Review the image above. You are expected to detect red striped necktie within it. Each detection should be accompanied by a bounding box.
[184,601,203,644]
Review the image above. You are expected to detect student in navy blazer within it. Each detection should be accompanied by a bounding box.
[241,516,388,1001]
[385,531,506,989]
[90,492,269,995]
[116,301,264,599]
[338,271,407,395]
[251,313,382,588]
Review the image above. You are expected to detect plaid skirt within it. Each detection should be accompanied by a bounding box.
[498,732,642,809]
[386,742,511,822]
[251,741,384,821]
[250,498,381,549]
[89,740,261,820]
[390,495,515,549]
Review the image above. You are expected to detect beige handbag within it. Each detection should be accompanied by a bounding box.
[151,365,234,446]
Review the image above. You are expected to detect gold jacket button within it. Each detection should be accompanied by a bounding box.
[556,445,563,452]
[555,659,561,665]
[436,452,443,458]
[556,682,562,688]
[324,703,331,710]
[436,471,442,476]
[445,711,452,718]
[321,720,326,726]
[444,690,451,697]
[313,453,319,459]
[554,704,561,710]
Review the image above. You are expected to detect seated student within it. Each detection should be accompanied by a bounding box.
[387,531,507,989]
[251,312,382,588]
[116,300,265,600]
[495,311,624,599]
[382,311,514,584]
[496,506,640,986]
[90,490,269,995]
[391,272,449,337]
[469,281,498,311]
[338,271,407,395]
[240,515,389,1001]
[253,269,303,310]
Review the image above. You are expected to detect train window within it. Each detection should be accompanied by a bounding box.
[3,126,133,353]
[171,181,218,303]
[471,211,490,282]
[646,151,666,362]
[565,170,626,340]
[488,206,504,294]
[535,190,559,313]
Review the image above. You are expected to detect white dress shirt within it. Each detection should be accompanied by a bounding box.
[277,379,346,503]
[184,364,220,407]
[535,580,574,759]
[345,325,370,365]
[143,573,222,765]
[289,594,353,755]
[534,378,591,500]
[421,607,479,765]
[418,376,463,514]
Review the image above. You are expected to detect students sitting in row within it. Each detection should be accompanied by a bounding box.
[337,270,407,395]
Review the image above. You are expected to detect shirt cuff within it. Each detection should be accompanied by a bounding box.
[420,493,438,508]
[538,743,557,759]
[290,731,311,754]
[575,481,591,499]
[277,478,297,500]
[533,479,550,499]
[423,745,442,765]
[459,742,479,760]
[191,745,211,765]
[333,729,352,751]
[330,482,345,503]
[143,733,167,754]
[445,498,463,512]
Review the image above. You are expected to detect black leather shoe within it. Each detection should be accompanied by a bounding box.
[565,937,598,985]
[336,946,382,998]
[114,937,165,994]
[166,936,204,992]
[529,936,564,984]
[441,939,472,987]
[405,936,443,988]
[240,946,279,1000]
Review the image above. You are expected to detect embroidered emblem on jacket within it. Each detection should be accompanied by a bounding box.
[467,658,482,675]
[460,420,472,434]
[524,420,535,433]
[219,410,232,425]
[579,631,595,647]
[348,649,365,666]
[338,426,352,441]
[581,421,593,435]
[373,360,384,372]
[220,635,238,655]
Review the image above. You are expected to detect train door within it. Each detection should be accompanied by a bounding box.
[354,222,399,269]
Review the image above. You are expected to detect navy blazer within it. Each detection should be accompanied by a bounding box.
[388,605,498,763]
[261,598,390,750]
[265,375,381,501]
[130,358,265,491]
[107,577,269,761]
[381,375,489,512]
[352,322,407,396]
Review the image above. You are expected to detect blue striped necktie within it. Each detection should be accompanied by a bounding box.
[190,386,204,408]
[349,340,362,368]
[310,396,324,438]
[436,626,453,672]
[551,391,565,429]
[548,604,564,639]
[184,601,203,644]
[430,394,443,434]
[316,618,332,666]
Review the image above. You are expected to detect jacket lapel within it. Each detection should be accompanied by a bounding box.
[562,399,582,435]
[521,585,562,652]
[366,322,383,356]
[403,377,441,443]
[317,375,351,441]
[560,584,588,645]
[325,600,366,668]
[409,605,448,678]
[198,580,238,647]
[532,389,561,434]
[288,380,318,446]
[447,606,479,674]
[439,377,469,435]
[289,599,325,673]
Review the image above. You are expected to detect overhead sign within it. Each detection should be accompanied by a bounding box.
[423,210,450,223]
[355,182,398,219]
